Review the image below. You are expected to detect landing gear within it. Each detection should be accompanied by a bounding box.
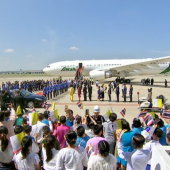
[115,77,131,84]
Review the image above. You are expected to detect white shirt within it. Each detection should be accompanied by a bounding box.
[31,121,46,143]
[56,147,88,170]
[123,149,151,170]
[14,152,40,170]
[103,121,118,142]
[87,153,117,170]
[0,142,13,163]
[143,140,162,165]
[42,148,58,170]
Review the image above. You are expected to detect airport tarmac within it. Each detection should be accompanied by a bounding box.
[1,74,170,123]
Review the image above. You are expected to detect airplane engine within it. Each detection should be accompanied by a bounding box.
[89,70,113,80]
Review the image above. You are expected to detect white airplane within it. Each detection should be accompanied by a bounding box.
[43,56,170,82]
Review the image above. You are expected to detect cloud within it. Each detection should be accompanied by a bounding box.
[4,49,14,53]
[70,46,79,50]
[42,39,46,42]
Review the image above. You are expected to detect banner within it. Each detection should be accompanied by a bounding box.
[16,106,22,116]
[10,132,24,154]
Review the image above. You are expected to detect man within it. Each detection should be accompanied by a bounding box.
[108,84,111,102]
[151,78,154,86]
[122,84,127,102]
[129,84,133,102]
[88,84,92,101]
[115,84,120,102]
[53,116,70,149]
[118,134,151,170]
[90,105,105,125]
[83,85,87,101]
[165,79,167,87]
[14,90,25,115]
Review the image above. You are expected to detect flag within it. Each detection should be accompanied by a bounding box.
[46,105,49,111]
[52,102,56,111]
[117,119,122,129]
[76,101,83,109]
[10,132,24,154]
[138,110,147,118]
[162,110,170,119]
[31,107,36,113]
[86,144,93,158]
[41,101,47,108]
[26,112,38,125]
[144,115,153,125]
[150,111,155,119]
[16,106,22,116]
[106,110,111,117]
[147,119,154,126]
[120,108,126,117]
[50,110,59,122]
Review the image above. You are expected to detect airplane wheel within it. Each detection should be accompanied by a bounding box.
[126,79,130,83]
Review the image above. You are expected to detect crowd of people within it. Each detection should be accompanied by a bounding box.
[0,101,170,170]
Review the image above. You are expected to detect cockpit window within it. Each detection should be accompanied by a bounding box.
[47,65,50,68]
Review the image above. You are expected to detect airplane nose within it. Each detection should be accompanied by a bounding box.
[43,68,47,73]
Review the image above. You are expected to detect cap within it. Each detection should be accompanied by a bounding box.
[94,105,100,113]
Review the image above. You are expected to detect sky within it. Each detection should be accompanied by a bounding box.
[0,0,170,71]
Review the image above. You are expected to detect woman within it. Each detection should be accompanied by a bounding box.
[88,140,117,170]
[97,86,100,101]
[42,135,59,170]
[14,136,41,170]
[69,84,74,101]
[56,130,88,170]
[100,85,105,101]
[117,121,134,170]
[77,85,81,101]
[131,118,143,134]
[0,126,15,169]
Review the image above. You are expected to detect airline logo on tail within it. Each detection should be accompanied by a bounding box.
[160,63,170,74]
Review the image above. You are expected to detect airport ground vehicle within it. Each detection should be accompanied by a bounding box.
[0,89,46,108]
[139,95,170,111]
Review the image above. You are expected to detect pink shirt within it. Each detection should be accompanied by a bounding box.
[53,124,70,149]
[85,136,107,154]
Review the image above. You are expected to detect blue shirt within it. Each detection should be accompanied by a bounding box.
[42,119,49,126]
[159,125,169,145]
[66,118,74,127]
[76,135,90,148]
[131,127,143,134]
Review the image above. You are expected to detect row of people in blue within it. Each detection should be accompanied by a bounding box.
[43,81,69,100]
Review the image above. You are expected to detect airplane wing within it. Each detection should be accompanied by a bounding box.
[107,56,170,72]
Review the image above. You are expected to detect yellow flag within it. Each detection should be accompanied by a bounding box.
[31,112,38,125]
[106,110,111,117]
[117,119,122,129]
[157,99,162,108]
[16,106,22,116]
[16,132,24,145]
[151,111,155,119]
[52,102,55,111]
[54,110,59,119]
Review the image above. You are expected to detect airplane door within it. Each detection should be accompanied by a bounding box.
[79,63,83,68]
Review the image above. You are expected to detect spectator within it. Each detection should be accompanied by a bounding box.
[89,105,105,126]
[42,135,59,170]
[117,121,134,170]
[143,128,163,170]
[66,109,74,127]
[41,126,60,150]
[0,126,15,169]
[166,132,170,145]
[53,116,70,149]
[14,125,23,134]
[0,107,16,137]
[103,113,118,154]
[56,130,88,170]
[14,136,41,170]
[42,111,49,126]
[14,112,23,126]
[131,118,143,134]
[23,125,39,153]
[97,86,100,101]
[31,113,46,143]
[117,134,150,170]
[76,126,90,148]
[86,124,107,155]
[88,140,117,170]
